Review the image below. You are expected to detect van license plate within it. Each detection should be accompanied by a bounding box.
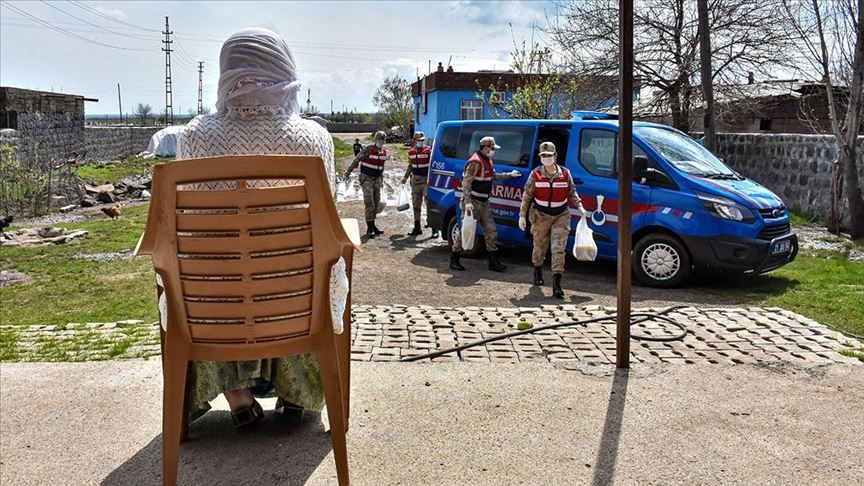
[772,239,792,254]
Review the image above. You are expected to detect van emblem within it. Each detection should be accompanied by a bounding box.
[772,208,781,218]
[591,195,607,226]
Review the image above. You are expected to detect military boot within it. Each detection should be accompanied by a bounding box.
[449,251,465,271]
[366,221,377,238]
[552,273,564,298]
[488,251,507,272]
[370,220,384,235]
[431,229,440,238]
[533,266,544,285]
[409,221,422,236]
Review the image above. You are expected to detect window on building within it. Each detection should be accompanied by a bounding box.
[455,124,535,167]
[489,91,506,105]
[759,118,772,131]
[460,100,483,120]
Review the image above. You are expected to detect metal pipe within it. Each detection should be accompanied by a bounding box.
[616,0,634,369]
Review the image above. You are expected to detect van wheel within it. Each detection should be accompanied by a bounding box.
[633,233,691,288]
[446,214,483,258]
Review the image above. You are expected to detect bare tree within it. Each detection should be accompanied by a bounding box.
[547,0,797,131]
[134,103,153,126]
[373,75,413,138]
[784,0,864,236]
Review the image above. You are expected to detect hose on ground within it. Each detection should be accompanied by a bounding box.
[400,305,689,362]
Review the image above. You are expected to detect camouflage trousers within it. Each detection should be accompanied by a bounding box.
[409,174,428,222]
[360,174,383,222]
[531,209,571,273]
[452,198,498,252]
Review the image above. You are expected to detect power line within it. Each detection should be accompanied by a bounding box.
[0,1,158,52]
[69,0,162,33]
[38,0,153,41]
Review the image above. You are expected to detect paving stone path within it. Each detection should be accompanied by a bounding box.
[1,306,861,366]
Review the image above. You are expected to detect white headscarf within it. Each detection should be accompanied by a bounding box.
[215,28,301,118]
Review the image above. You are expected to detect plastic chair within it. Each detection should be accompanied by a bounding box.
[135,155,360,486]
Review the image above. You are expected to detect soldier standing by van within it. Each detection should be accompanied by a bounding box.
[519,141,587,298]
[344,130,388,238]
[450,136,521,272]
[401,131,437,237]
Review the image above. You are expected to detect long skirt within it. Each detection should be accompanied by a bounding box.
[187,354,324,422]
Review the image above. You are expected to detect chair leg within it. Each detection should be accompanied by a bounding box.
[162,352,189,486]
[318,343,349,486]
[180,362,191,443]
[337,314,352,430]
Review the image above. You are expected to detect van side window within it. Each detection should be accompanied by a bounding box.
[438,126,460,158]
[579,129,653,178]
[579,129,617,177]
[456,124,535,168]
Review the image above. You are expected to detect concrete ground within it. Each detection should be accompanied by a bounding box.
[2,360,862,485]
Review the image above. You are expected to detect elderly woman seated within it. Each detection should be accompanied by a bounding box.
[176,27,335,426]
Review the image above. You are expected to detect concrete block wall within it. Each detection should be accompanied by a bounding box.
[0,113,85,166]
[713,133,864,229]
[83,126,161,161]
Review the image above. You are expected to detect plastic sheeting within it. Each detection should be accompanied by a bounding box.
[145,125,187,157]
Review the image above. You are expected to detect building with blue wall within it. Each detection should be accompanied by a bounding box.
[410,69,624,140]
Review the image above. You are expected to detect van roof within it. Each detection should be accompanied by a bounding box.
[437,119,669,130]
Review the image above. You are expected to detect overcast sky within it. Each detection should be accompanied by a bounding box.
[0,0,554,115]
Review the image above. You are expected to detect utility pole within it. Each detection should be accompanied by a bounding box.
[331,99,334,114]
[117,83,123,124]
[697,0,716,151]
[616,0,634,369]
[306,88,311,113]
[162,16,174,126]
[197,61,204,115]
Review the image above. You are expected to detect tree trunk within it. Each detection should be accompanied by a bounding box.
[668,88,688,131]
[841,0,864,237]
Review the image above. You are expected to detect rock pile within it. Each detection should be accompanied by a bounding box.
[80,175,151,207]
[0,226,88,247]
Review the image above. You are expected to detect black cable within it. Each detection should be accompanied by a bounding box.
[400,306,689,362]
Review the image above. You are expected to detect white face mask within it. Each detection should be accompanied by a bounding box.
[541,156,556,166]
[488,149,496,158]
[375,141,384,148]
[415,141,424,148]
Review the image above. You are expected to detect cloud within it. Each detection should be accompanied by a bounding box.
[94,6,127,20]
[448,0,549,27]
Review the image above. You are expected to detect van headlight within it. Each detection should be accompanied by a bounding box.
[696,191,755,223]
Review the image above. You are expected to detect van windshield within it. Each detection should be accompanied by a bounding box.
[634,127,741,179]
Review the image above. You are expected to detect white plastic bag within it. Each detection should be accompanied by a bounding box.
[396,185,411,212]
[461,207,477,251]
[573,216,597,261]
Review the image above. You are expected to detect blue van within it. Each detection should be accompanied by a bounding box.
[426,118,798,287]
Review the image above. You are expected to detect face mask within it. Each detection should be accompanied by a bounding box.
[375,141,384,148]
[415,141,424,148]
[541,156,556,166]
[488,149,496,157]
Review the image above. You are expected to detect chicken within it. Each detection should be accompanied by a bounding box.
[101,204,121,219]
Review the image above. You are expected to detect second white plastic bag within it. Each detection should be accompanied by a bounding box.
[572,216,598,261]
[396,185,411,212]
[461,207,477,251]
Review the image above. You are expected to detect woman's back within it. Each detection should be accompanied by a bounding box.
[177,113,335,190]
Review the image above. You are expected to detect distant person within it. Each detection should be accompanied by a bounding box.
[449,136,520,272]
[353,137,362,156]
[344,131,388,237]
[401,131,437,237]
[175,27,334,427]
[446,65,454,73]
[519,142,587,298]
[437,61,444,72]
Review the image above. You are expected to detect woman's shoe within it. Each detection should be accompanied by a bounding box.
[231,399,264,428]
[275,397,305,421]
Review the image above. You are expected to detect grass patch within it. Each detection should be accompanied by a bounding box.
[332,136,355,160]
[76,155,171,184]
[0,328,21,360]
[0,204,158,326]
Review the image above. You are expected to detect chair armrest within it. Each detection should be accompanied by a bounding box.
[340,218,362,250]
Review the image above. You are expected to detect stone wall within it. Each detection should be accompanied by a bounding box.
[0,113,85,166]
[327,122,381,133]
[713,133,864,229]
[83,126,161,161]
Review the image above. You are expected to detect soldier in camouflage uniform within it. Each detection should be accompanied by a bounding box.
[344,131,388,238]
[450,136,521,272]
[401,131,438,237]
[519,141,587,298]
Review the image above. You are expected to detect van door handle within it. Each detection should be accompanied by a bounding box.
[572,177,584,185]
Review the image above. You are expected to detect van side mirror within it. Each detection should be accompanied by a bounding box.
[633,156,650,184]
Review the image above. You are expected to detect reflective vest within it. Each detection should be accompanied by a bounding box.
[467,151,494,201]
[533,166,571,216]
[360,145,387,177]
[408,147,431,177]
